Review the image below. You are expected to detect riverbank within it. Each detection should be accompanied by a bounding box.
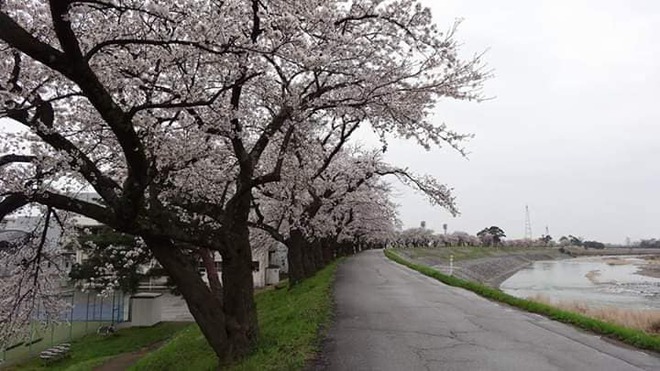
[395,246,660,288]
[394,246,567,288]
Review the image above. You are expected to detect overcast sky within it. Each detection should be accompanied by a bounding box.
[374,0,660,243]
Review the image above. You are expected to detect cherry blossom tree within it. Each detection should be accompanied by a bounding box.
[0,209,72,347]
[449,231,480,246]
[252,146,457,283]
[0,0,485,361]
[68,226,153,294]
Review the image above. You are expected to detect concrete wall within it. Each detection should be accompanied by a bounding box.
[130,293,162,327]
[266,267,280,285]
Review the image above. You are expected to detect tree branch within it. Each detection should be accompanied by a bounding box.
[48,2,150,219]
[0,12,70,73]
[252,125,294,186]
[312,119,360,180]
[0,154,35,168]
[250,0,263,43]
[248,105,293,164]
[247,221,284,243]
[4,107,121,207]
[84,38,235,61]
[0,194,29,220]
[0,7,149,220]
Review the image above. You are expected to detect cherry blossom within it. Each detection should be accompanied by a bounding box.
[0,0,486,360]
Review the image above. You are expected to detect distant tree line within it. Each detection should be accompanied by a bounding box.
[557,235,606,249]
[394,224,556,248]
[638,239,660,249]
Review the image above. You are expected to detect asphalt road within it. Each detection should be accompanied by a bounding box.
[317,250,660,371]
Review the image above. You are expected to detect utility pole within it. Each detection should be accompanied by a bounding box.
[524,205,533,240]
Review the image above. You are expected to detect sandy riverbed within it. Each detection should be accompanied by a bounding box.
[587,256,660,280]
[637,255,660,279]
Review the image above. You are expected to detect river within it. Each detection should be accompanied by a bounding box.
[500,255,660,310]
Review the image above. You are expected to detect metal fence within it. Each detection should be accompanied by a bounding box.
[0,290,128,367]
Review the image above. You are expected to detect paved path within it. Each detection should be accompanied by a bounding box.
[318,250,660,371]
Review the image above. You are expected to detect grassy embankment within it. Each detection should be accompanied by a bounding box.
[5,322,189,371]
[7,261,338,370]
[132,261,337,370]
[384,249,660,353]
[2,321,104,366]
[401,245,559,262]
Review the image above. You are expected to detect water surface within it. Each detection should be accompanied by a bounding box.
[501,256,660,310]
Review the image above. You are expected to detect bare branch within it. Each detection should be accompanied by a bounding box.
[0,154,35,168]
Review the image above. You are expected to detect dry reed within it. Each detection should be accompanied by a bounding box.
[529,295,660,335]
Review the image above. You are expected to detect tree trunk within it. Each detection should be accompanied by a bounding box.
[145,237,231,361]
[221,189,259,358]
[312,240,323,272]
[286,229,306,285]
[321,238,334,265]
[340,241,351,256]
[199,247,223,297]
[301,240,316,278]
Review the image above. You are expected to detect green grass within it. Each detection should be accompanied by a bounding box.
[384,249,660,353]
[2,321,103,365]
[6,322,189,371]
[131,261,339,370]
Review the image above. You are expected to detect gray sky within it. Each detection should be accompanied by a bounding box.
[379,0,660,243]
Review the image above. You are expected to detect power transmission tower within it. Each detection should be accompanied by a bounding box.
[524,205,533,240]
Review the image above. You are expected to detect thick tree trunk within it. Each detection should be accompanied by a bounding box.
[221,189,259,358]
[339,241,351,256]
[301,240,316,278]
[286,229,306,285]
[321,238,334,265]
[145,237,231,360]
[311,240,323,272]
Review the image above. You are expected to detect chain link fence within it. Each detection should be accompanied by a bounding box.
[0,290,128,367]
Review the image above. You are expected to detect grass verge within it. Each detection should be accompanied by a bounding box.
[384,249,660,353]
[130,261,339,370]
[5,322,189,371]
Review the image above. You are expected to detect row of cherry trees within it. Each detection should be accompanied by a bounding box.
[0,0,485,362]
[396,227,480,247]
[395,226,556,247]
